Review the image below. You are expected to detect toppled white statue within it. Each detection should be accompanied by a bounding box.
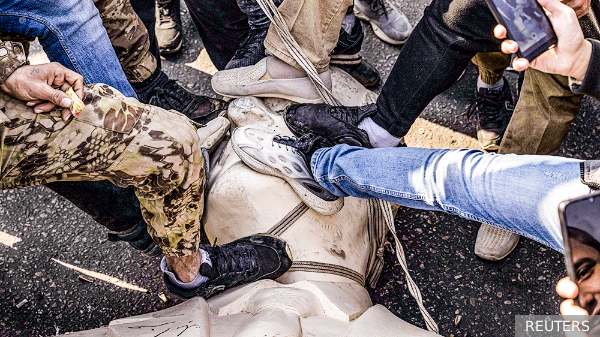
[59,68,440,337]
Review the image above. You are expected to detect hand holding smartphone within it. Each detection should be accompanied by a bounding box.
[559,192,600,330]
[486,0,557,61]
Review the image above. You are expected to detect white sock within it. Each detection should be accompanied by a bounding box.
[477,76,504,91]
[160,248,211,289]
[358,117,401,148]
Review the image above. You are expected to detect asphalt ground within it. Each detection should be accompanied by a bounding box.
[1,0,600,336]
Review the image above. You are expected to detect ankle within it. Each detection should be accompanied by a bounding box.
[477,75,503,91]
[165,251,202,283]
[262,56,307,79]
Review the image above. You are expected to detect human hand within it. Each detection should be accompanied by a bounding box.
[557,277,591,337]
[0,62,84,121]
[561,0,591,18]
[494,0,592,81]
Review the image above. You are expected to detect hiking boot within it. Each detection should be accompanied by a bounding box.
[108,220,162,257]
[164,234,292,299]
[354,0,412,45]
[475,224,520,261]
[148,80,228,125]
[465,78,515,151]
[212,57,332,104]
[156,0,183,55]
[225,28,269,70]
[231,127,343,215]
[284,103,376,148]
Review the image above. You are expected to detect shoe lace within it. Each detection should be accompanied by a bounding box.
[149,80,196,113]
[464,89,508,130]
[365,0,392,18]
[211,238,257,279]
[329,106,361,125]
[273,135,300,154]
[157,2,172,24]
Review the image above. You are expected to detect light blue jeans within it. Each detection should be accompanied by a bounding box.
[312,145,593,253]
[0,0,136,98]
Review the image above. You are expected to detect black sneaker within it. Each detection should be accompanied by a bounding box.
[148,80,229,125]
[284,103,377,148]
[107,220,162,257]
[164,234,293,299]
[465,78,515,151]
[225,28,269,70]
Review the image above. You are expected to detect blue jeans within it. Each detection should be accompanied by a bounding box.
[0,0,136,98]
[312,145,592,253]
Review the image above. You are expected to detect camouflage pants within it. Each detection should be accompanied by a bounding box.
[0,84,204,257]
[94,0,158,84]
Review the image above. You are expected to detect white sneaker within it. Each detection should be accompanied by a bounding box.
[231,127,343,215]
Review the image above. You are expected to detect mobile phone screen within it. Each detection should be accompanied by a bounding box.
[561,193,600,317]
[486,0,557,61]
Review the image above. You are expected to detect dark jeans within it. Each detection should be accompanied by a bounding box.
[372,0,502,137]
[185,0,250,70]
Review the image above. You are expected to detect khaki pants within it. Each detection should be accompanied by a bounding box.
[264,0,353,72]
[0,84,204,256]
[499,69,582,155]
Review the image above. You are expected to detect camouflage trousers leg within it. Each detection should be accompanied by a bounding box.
[0,84,204,257]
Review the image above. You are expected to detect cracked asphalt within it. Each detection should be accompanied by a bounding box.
[1,0,600,336]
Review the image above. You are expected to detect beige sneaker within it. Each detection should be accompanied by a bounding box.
[474,224,520,261]
[211,57,331,104]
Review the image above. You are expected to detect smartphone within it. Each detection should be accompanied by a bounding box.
[559,192,600,315]
[485,0,557,62]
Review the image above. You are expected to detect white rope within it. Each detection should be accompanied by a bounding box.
[379,199,439,333]
[255,0,438,331]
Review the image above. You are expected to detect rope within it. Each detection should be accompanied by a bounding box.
[289,261,365,286]
[266,202,309,236]
[378,199,439,333]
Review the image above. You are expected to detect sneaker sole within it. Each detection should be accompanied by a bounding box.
[159,38,183,56]
[480,143,500,152]
[231,134,344,216]
[213,88,325,105]
[354,11,408,46]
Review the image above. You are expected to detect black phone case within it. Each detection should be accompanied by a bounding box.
[484,0,557,62]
